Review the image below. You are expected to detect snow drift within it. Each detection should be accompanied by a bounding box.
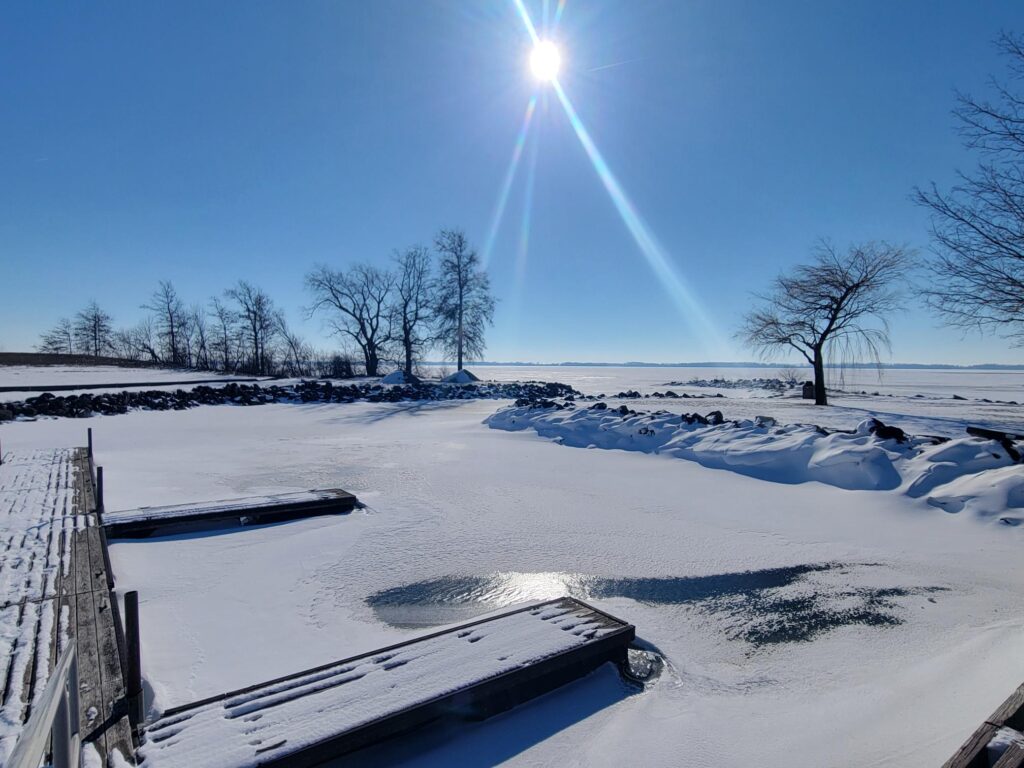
[486,403,1024,524]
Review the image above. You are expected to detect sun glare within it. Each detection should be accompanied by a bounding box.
[530,40,561,81]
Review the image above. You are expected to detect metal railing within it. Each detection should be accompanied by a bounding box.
[7,645,81,768]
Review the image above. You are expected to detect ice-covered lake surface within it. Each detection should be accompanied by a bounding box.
[2,364,1023,767]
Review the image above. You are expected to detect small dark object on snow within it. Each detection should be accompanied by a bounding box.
[866,418,907,444]
[952,394,967,400]
[706,410,724,425]
[590,402,608,410]
[801,381,815,400]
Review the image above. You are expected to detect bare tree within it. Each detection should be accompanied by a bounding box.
[73,301,114,357]
[208,297,237,372]
[143,281,186,365]
[305,264,394,377]
[130,317,162,362]
[189,304,210,369]
[225,281,278,375]
[37,318,75,354]
[433,229,495,370]
[739,242,910,406]
[391,246,434,377]
[275,312,311,377]
[915,33,1024,341]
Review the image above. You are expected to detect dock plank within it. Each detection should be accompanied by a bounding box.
[0,447,135,765]
[103,488,358,538]
[141,597,633,768]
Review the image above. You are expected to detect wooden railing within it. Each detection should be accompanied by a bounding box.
[7,645,82,768]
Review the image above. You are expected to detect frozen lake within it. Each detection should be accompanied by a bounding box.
[3,388,1022,767]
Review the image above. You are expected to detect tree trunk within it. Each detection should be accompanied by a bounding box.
[366,351,379,377]
[404,337,413,377]
[813,348,827,406]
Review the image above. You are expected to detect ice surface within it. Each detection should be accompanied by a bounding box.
[1,382,1022,766]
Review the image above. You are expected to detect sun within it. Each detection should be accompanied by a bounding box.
[530,40,561,82]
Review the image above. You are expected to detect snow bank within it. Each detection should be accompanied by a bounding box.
[487,403,1023,523]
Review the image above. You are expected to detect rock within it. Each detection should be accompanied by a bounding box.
[0,409,13,422]
[801,381,815,400]
[754,415,777,428]
[706,410,724,425]
[952,394,967,401]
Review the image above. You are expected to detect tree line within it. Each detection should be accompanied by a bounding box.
[37,227,494,378]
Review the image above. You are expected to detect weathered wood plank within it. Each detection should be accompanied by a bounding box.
[994,741,1024,768]
[74,589,108,756]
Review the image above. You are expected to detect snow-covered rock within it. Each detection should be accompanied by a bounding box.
[381,370,421,385]
[442,369,480,384]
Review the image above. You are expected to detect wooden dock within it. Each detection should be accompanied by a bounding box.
[102,488,358,538]
[944,681,1024,768]
[0,446,134,765]
[139,597,635,768]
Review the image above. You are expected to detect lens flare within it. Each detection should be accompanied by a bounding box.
[551,81,724,346]
[505,0,725,350]
[530,41,561,81]
[482,94,538,268]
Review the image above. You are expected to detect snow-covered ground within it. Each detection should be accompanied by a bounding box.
[2,383,1023,767]
[0,364,267,405]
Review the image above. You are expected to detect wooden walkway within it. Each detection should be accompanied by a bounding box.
[944,681,1024,768]
[139,597,635,768]
[0,446,134,765]
[102,488,358,538]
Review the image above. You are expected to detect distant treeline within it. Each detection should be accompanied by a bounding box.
[35,228,495,378]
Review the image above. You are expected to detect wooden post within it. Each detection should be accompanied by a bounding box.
[0,437,3,465]
[95,466,104,514]
[125,590,144,732]
[87,428,93,460]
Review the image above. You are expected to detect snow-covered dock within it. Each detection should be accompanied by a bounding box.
[103,488,358,538]
[944,681,1024,768]
[139,597,635,768]
[0,446,134,765]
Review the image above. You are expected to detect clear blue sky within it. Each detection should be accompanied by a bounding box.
[3,1,1023,364]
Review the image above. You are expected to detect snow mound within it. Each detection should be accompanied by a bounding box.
[442,369,480,384]
[381,370,421,385]
[486,402,1024,521]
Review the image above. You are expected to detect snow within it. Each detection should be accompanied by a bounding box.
[139,599,625,768]
[381,370,421,385]
[431,364,1024,438]
[441,369,480,384]
[0,364,253,389]
[486,405,1022,522]
[1,377,1022,767]
[0,449,80,764]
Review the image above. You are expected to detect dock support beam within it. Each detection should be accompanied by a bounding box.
[125,591,143,733]
[95,467,104,515]
[87,428,93,460]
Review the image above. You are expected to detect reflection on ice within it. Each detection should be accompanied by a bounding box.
[366,564,947,646]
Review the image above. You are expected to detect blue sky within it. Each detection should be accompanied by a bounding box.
[3,0,1024,364]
